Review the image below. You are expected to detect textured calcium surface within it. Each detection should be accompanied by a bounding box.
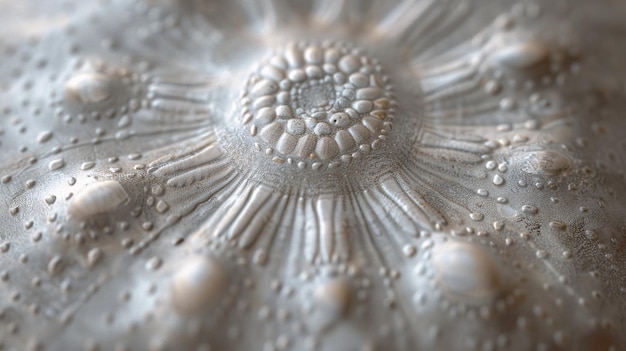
[0,1,625,351]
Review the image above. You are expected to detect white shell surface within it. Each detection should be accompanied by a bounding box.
[0,1,625,351]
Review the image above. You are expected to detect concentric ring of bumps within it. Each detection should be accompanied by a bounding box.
[241,42,395,170]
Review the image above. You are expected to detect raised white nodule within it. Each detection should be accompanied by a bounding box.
[68,180,129,219]
[65,73,112,104]
[432,241,502,304]
[170,256,226,314]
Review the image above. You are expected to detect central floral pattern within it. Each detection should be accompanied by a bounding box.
[241,42,394,169]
